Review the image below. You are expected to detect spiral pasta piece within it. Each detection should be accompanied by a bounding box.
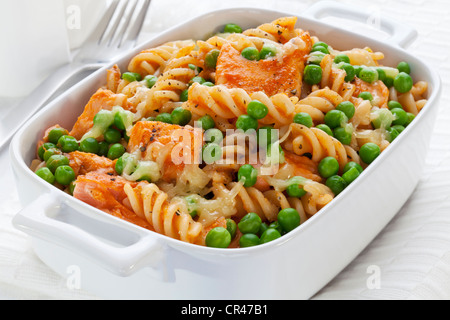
[243,16,301,44]
[124,182,203,244]
[128,40,196,77]
[316,54,357,101]
[292,87,344,125]
[196,33,267,59]
[282,123,359,170]
[184,83,297,128]
[135,62,196,118]
[226,182,282,222]
[339,47,384,67]
[301,181,335,216]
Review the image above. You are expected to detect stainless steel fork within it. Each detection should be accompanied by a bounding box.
[0,0,151,150]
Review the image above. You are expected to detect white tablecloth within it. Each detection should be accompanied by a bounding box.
[0,0,449,300]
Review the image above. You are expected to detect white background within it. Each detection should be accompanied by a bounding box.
[0,0,449,299]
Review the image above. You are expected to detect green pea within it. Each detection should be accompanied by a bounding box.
[268,221,283,234]
[312,41,329,50]
[334,54,350,64]
[383,76,394,88]
[171,107,192,126]
[258,126,276,148]
[259,44,277,60]
[308,51,326,65]
[260,228,282,244]
[198,115,215,131]
[391,108,408,126]
[397,61,411,74]
[359,67,378,83]
[386,126,400,143]
[38,142,57,161]
[311,45,329,54]
[145,75,158,88]
[205,49,220,69]
[394,72,413,93]
[46,154,70,173]
[113,112,127,131]
[405,113,415,126]
[43,148,62,162]
[35,167,55,184]
[122,72,142,82]
[57,135,79,153]
[241,47,260,61]
[293,112,313,128]
[48,128,69,145]
[224,23,242,33]
[324,110,348,129]
[343,161,363,174]
[359,91,374,101]
[336,101,355,119]
[202,143,222,164]
[359,142,381,164]
[104,128,122,144]
[179,90,189,102]
[278,208,301,233]
[372,108,394,129]
[155,113,173,124]
[69,181,76,195]
[339,63,356,82]
[93,110,114,128]
[354,66,363,77]
[392,124,406,134]
[326,175,347,196]
[258,223,269,237]
[286,183,307,198]
[226,219,237,239]
[247,100,269,120]
[205,227,231,248]
[202,130,222,146]
[238,212,262,234]
[304,64,323,85]
[318,156,340,178]
[239,233,260,248]
[334,127,352,145]
[115,156,124,175]
[97,141,109,157]
[236,115,258,132]
[376,68,386,83]
[342,166,360,184]
[55,165,76,186]
[203,82,215,87]
[189,76,206,86]
[107,143,126,160]
[238,164,258,188]
[388,100,403,110]
[316,124,333,136]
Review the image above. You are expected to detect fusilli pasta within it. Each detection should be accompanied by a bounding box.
[31,16,429,249]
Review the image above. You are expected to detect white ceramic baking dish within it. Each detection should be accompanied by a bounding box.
[10,2,442,300]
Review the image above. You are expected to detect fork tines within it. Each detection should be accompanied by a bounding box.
[99,0,152,49]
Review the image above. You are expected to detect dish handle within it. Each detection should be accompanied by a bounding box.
[303,0,418,49]
[12,192,167,278]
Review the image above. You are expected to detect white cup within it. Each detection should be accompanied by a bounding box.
[0,0,71,98]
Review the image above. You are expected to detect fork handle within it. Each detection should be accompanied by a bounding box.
[0,63,102,150]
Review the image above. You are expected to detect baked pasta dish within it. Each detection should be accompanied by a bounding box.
[31,17,428,248]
